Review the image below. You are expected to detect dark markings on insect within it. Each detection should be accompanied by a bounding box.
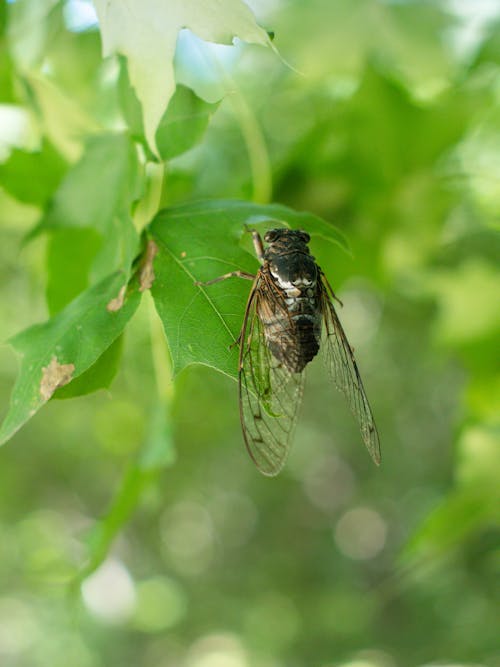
[197,227,381,476]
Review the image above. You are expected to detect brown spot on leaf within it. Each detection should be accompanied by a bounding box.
[107,285,127,312]
[180,251,187,258]
[40,356,75,401]
[139,240,159,292]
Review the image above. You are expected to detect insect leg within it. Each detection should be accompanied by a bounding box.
[241,224,265,264]
[195,270,255,286]
[251,232,265,263]
[319,269,343,306]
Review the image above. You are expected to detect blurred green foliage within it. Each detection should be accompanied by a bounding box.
[0,1,499,667]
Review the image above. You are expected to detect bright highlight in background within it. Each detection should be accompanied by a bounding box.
[187,633,248,667]
[132,576,188,632]
[63,0,98,32]
[334,507,387,560]
[81,558,136,624]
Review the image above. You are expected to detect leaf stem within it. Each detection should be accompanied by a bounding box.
[133,161,165,230]
[209,52,272,204]
[147,291,173,401]
[137,161,174,401]
[228,86,272,204]
[73,165,174,588]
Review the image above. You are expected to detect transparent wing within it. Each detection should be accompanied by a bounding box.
[320,273,381,465]
[238,274,305,476]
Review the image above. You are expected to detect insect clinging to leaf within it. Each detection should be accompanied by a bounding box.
[197,226,380,476]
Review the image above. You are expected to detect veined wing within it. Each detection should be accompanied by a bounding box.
[238,272,305,476]
[319,272,381,465]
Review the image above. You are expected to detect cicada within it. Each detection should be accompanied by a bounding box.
[200,227,380,476]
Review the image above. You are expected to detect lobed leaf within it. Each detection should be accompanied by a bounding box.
[148,199,347,380]
[0,272,142,447]
[93,0,272,152]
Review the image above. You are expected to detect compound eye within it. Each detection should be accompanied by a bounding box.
[264,230,279,243]
[298,231,310,243]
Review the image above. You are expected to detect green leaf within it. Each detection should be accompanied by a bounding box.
[0,140,68,205]
[117,69,218,161]
[0,271,142,447]
[343,63,471,187]
[44,223,137,407]
[93,0,272,151]
[54,336,124,399]
[7,0,62,71]
[0,32,16,104]
[24,73,99,162]
[46,228,102,315]
[40,133,142,286]
[148,200,347,380]
[117,55,146,145]
[156,85,220,161]
[0,1,6,34]
[472,20,500,68]
[41,133,141,232]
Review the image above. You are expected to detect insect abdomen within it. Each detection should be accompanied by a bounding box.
[261,300,322,373]
[281,313,320,372]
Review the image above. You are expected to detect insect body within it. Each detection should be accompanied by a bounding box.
[257,229,322,373]
[200,227,380,476]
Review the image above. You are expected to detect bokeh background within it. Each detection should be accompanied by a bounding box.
[0,1,499,666]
